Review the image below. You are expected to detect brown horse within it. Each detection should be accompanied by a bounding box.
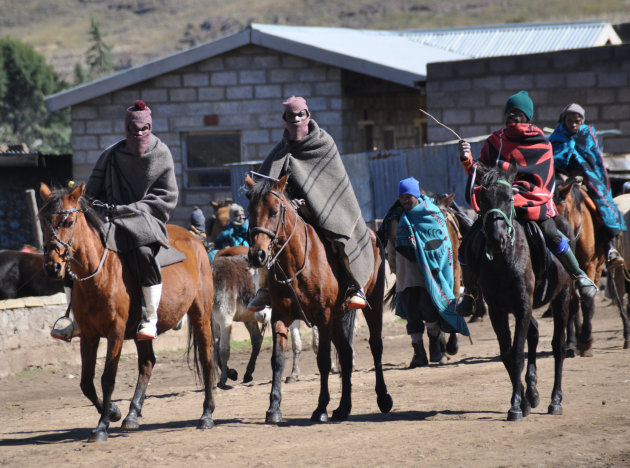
[206,199,233,242]
[555,176,607,356]
[0,250,63,299]
[38,183,215,442]
[607,193,630,349]
[245,174,392,423]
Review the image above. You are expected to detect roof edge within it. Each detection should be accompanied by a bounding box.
[45,28,252,112]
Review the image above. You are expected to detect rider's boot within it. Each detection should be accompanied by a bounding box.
[606,237,624,269]
[346,286,367,309]
[248,268,270,312]
[556,249,598,299]
[409,333,428,369]
[51,286,81,342]
[427,322,447,365]
[137,284,162,340]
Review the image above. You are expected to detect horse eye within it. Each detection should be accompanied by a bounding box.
[270,209,279,218]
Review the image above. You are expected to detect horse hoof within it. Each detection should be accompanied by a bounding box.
[468,315,483,323]
[265,410,283,424]
[331,408,350,422]
[285,375,297,384]
[377,393,393,413]
[446,335,459,356]
[580,348,594,358]
[310,410,328,423]
[507,409,523,422]
[548,403,563,415]
[121,416,139,431]
[624,339,630,350]
[197,417,215,429]
[227,368,238,381]
[109,405,122,422]
[565,348,576,358]
[243,373,253,384]
[87,430,108,442]
[526,388,540,409]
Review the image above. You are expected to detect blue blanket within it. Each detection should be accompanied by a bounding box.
[550,124,625,236]
[395,196,470,336]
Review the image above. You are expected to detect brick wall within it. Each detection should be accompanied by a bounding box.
[426,44,630,155]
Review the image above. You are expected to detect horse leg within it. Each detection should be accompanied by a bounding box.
[87,336,125,442]
[565,294,579,357]
[549,289,570,415]
[330,312,355,421]
[191,307,216,429]
[311,323,332,422]
[243,320,262,383]
[79,336,122,425]
[121,340,155,431]
[266,320,288,424]
[611,267,630,349]
[286,320,302,383]
[577,296,595,357]
[524,317,540,415]
[362,300,393,414]
[217,323,234,389]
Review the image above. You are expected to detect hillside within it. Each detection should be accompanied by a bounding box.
[3,0,630,80]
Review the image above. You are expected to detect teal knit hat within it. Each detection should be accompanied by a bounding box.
[504,90,534,121]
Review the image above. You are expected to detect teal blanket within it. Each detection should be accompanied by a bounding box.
[396,196,470,336]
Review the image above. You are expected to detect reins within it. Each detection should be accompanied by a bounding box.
[480,179,516,261]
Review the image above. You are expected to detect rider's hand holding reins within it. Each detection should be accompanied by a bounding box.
[458,139,471,162]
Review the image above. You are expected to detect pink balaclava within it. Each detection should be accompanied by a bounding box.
[124,100,152,156]
[282,96,310,141]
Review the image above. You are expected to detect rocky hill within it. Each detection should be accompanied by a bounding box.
[3,0,629,80]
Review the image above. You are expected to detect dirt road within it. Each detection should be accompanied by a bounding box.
[1,294,629,467]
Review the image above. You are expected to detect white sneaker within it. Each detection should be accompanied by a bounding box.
[136,320,157,340]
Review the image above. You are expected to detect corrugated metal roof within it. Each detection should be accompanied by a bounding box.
[45,21,621,111]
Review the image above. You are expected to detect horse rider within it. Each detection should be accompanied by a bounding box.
[549,103,626,268]
[379,177,464,367]
[51,100,178,342]
[247,96,373,312]
[457,90,597,308]
[208,203,249,262]
[189,205,207,240]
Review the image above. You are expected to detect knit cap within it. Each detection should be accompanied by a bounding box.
[504,91,534,121]
[398,177,421,198]
[558,103,585,123]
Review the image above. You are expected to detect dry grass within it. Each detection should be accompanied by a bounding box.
[3,0,629,79]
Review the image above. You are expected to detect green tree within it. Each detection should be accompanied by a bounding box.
[0,37,70,153]
[86,17,114,78]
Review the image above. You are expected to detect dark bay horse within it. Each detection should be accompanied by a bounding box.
[554,176,607,356]
[0,250,62,299]
[38,183,215,442]
[245,174,392,423]
[470,163,571,420]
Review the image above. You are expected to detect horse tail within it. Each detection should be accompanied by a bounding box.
[186,316,203,383]
[384,282,397,308]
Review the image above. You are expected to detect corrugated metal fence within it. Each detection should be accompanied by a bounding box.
[230,141,484,222]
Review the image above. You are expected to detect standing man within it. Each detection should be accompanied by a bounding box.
[381,177,467,367]
[247,96,372,312]
[549,103,625,267]
[458,91,597,299]
[51,100,178,341]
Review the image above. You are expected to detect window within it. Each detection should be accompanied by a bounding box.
[183,132,241,189]
[383,129,395,150]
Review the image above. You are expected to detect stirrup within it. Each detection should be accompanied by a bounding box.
[136,321,157,340]
[574,275,598,299]
[607,248,624,269]
[51,316,80,343]
[248,288,270,312]
[346,288,367,310]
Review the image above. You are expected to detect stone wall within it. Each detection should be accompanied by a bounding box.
[425,44,630,155]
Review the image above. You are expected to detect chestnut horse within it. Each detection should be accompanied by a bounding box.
[245,174,392,423]
[554,176,607,356]
[38,183,215,442]
[470,164,571,420]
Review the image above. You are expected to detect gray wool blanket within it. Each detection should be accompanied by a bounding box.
[258,120,374,288]
[85,134,178,253]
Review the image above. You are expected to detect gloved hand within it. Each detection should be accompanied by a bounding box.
[458,139,471,161]
[290,198,305,210]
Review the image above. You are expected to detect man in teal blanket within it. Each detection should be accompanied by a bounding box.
[549,103,625,267]
[381,177,469,367]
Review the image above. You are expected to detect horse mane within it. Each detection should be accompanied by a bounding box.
[247,178,279,204]
[39,186,104,230]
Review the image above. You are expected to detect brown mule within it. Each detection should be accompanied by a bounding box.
[38,183,215,442]
[245,174,392,423]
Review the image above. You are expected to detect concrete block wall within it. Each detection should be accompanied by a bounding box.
[426,44,630,154]
[70,45,346,227]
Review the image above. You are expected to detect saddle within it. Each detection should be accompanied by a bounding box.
[156,246,186,267]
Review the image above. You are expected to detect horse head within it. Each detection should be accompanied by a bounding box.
[245,174,296,269]
[476,162,518,258]
[38,183,87,279]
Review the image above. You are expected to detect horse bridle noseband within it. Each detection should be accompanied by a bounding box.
[480,179,516,260]
[249,190,309,284]
[43,205,108,282]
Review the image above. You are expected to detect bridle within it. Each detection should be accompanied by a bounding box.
[42,204,108,282]
[249,190,308,284]
[480,179,516,260]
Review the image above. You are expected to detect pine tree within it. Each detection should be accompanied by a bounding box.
[86,17,114,78]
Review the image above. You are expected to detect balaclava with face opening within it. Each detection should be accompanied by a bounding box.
[125,100,152,156]
[282,96,310,141]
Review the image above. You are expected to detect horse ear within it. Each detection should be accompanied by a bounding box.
[40,183,52,201]
[444,193,455,205]
[244,174,256,189]
[506,162,518,183]
[69,184,85,204]
[276,174,289,192]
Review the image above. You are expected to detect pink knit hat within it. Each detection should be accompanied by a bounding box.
[124,100,152,155]
[282,96,310,141]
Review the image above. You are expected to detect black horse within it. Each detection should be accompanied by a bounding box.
[0,250,63,299]
[462,163,572,420]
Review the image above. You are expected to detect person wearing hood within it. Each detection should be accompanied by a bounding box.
[457,91,597,307]
[51,100,178,342]
[207,203,250,262]
[248,96,373,312]
[549,103,625,268]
